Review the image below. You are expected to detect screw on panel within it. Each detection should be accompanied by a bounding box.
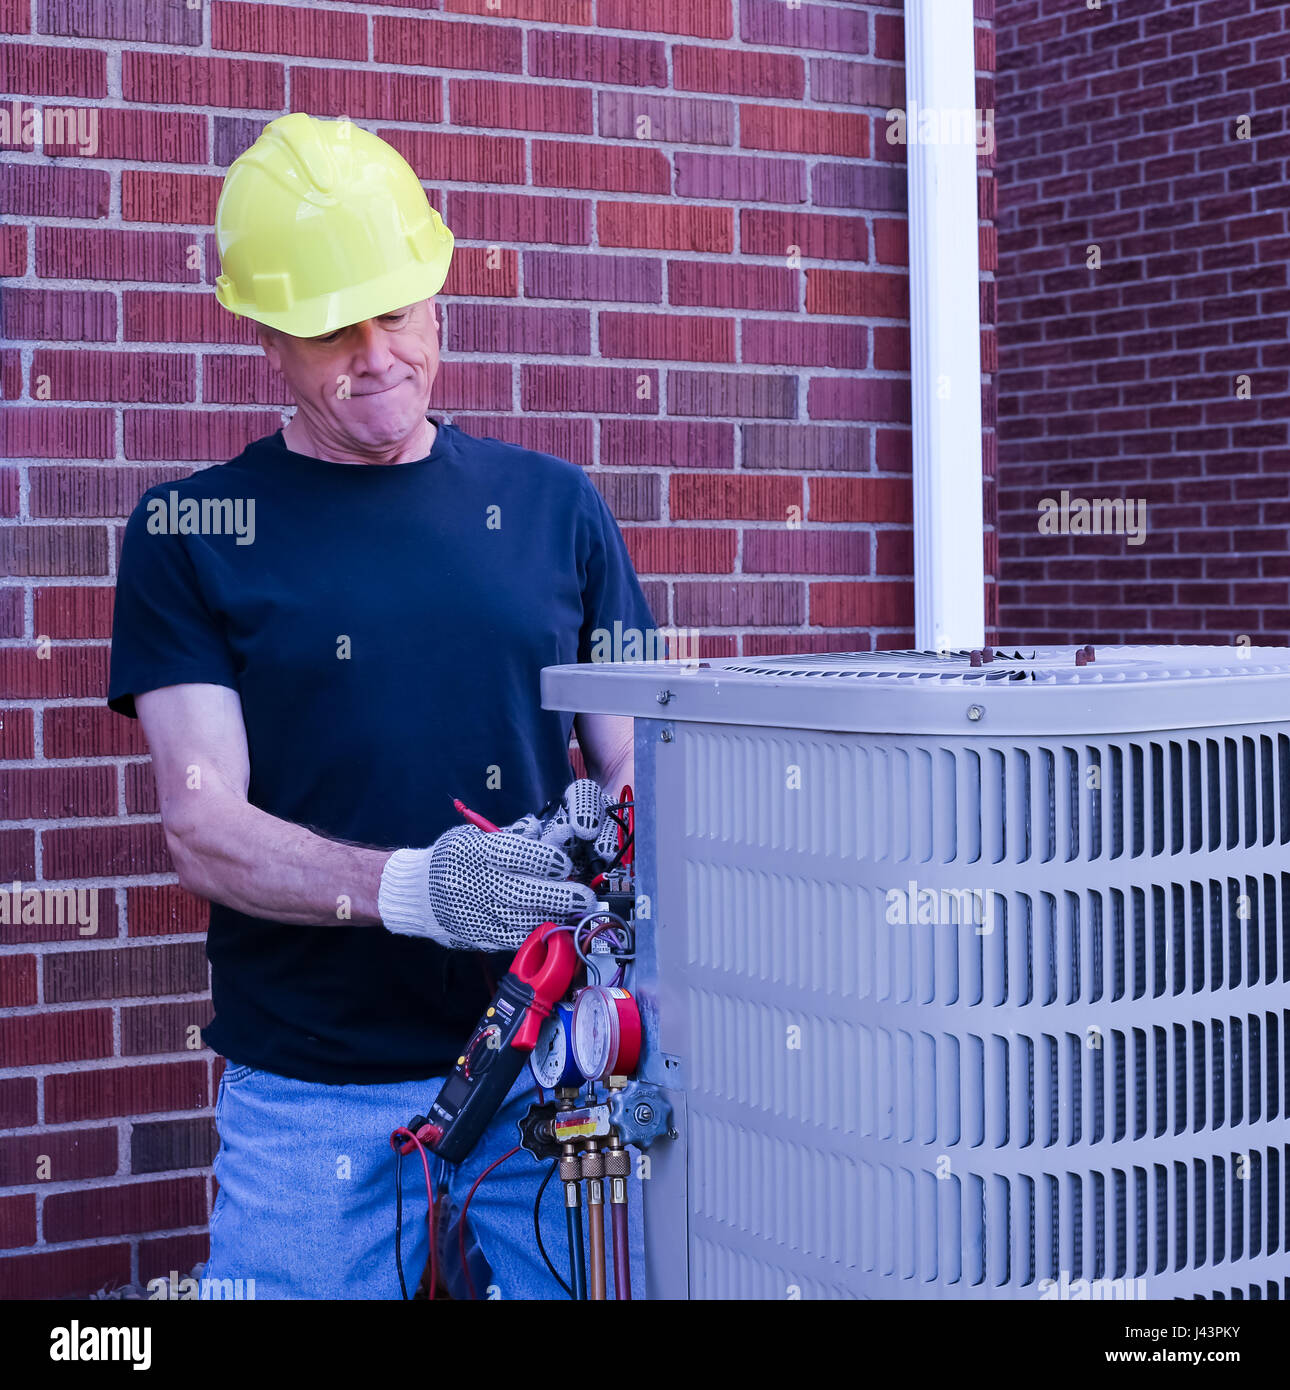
[656,689,673,704]
[967,705,984,721]
[660,728,673,742]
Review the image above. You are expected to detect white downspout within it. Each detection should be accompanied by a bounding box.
[904,0,986,651]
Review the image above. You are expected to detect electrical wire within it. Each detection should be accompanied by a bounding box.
[456,1144,522,1300]
[534,1158,574,1298]
[391,1126,437,1302]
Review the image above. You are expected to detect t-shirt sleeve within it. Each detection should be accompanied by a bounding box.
[577,480,658,664]
[107,492,241,719]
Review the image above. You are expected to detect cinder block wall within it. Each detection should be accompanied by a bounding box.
[0,0,995,1296]
[994,0,1288,644]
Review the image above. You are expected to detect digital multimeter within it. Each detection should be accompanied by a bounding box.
[410,926,578,1164]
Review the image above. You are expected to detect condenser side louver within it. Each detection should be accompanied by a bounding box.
[541,645,1290,1300]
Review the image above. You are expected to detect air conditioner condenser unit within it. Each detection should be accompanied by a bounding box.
[541,645,1290,1300]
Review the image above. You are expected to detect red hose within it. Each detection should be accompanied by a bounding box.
[611,1198,631,1300]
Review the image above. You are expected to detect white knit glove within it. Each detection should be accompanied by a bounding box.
[378,820,599,952]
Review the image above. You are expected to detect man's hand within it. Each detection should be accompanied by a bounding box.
[378,818,599,951]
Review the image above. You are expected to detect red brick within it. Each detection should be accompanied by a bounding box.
[668,370,796,418]
[598,201,732,253]
[42,821,170,879]
[29,349,194,404]
[0,1128,117,1187]
[0,1244,131,1300]
[674,581,804,626]
[1,0,27,32]
[671,474,802,521]
[0,163,107,218]
[0,527,110,577]
[670,261,797,312]
[31,468,189,521]
[2,287,117,342]
[44,107,206,162]
[0,223,25,275]
[744,530,869,575]
[453,415,593,467]
[138,1233,210,1286]
[528,29,665,87]
[622,527,736,574]
[0,709,35,760]
[380,128,525,185]
[126,884,209,938]
[0,954,36,1007]
[447,190,590,245]
[810,377,910,423]
[0,1009,113,1067]
[0,830,36,879]
[447,0,592,18]
[600,312,734,363]
[447,304,589,356]
[522,365,658,415]
[742,0,867,55]
[675,151,805,203]
[375,15,523,74]
[741,105,868,158]
[0,887,117,944]
[0,1194,36,1249]
[0,1078,37,1129]
[44,1177,207,1242]
[213,1,364,58]
[0,765,115,819]
[600,419,735,470]
[291,68,441,122]
[0,40,105,96]
[35,226,203,282]
[122,51,284,109]
[524,251,659,303]
[451,79,591,134]
[533,140,670,194]
[123,410,282,462]
[742,320,867,368]
[45,705,148,758]
[125,762,159,816]
[45,1061,208,1124]
[38,0,201,42]
[807,269,908,319]
[674,45,804,99]
[122,1000,214,1056]
[440,246,520,299]
[598,92,733,145]
[0,646,108,698]
[810,581,913,627]
[598,0,730,38]
[741,208,867,261]
[44,942,208,1002]
[809,477,912,524]
[121,170,221,225]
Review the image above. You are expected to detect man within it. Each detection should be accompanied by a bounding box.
[107,113,656,1299]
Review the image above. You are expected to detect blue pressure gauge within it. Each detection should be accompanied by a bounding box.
[528,1002,583,1089]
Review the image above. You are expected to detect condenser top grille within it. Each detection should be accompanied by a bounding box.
[541,644,1290,737]
[724,646,1290,683]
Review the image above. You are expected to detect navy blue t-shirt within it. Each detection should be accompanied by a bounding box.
[107,418,656,1083]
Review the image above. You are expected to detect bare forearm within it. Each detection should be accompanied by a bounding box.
[165,791,391,926]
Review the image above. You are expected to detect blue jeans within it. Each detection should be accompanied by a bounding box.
[202,1057,647,1300]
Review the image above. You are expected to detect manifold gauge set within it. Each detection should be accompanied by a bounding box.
[389,786,673,1302]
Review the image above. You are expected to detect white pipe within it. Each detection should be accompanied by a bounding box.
[904,0,986,651]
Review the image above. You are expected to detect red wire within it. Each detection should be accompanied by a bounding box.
[391,1126,438,1299]
[457,1144,522,1300]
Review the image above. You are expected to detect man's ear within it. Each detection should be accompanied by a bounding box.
[257,324,281,371]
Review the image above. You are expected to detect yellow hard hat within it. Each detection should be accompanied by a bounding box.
[213,113,454,338]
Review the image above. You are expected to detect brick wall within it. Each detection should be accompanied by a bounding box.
[994,0,1290,644]
[0,0,995,1296]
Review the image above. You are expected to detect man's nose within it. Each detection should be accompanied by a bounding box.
[348,319,398,375]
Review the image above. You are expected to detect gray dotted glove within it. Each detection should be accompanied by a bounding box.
[378,820,599,951]
[533,778,622,869]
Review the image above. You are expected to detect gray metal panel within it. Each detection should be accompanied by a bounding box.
[541,644,1290,737]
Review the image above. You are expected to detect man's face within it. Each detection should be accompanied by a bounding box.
[258,298,440,451]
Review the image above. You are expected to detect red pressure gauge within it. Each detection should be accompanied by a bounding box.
[571,986,642,1080]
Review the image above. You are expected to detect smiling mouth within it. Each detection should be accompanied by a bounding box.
[353,379,410,397]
